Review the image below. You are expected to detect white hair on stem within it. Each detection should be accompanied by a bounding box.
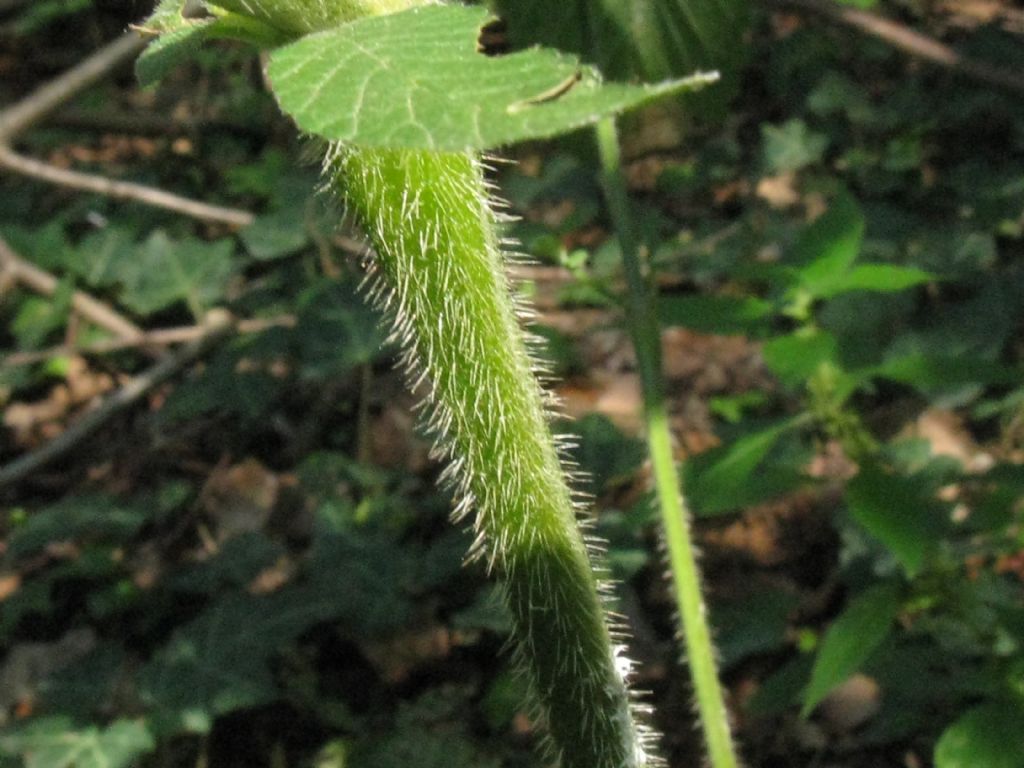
[325,140,662,767]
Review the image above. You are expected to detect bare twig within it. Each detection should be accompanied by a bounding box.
[0,310,235,490]
[0,30,256,228]
[0,235,145,341]
[1,315,297,368]
[0,32,147,143]
[765,0,1024,96]
[0,146,256,227]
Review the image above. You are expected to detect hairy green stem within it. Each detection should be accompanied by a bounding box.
[595,117,740,768]
[193,2,661,763]
[330,145,652,767]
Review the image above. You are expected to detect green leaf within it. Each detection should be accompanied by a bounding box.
[801,582,902,716]
[136,20,215,88]
[819,263,934,298]
[657,294,773,335]
[712,589,798,669]
[136,1,288,87]
[762,330,839,389]
[140,592,325,733]
[168,533,286,593]
[268,5,715,151]
[240,209,310,261]
[12,277,73,350]
[39,643,127,719]
[143,530,419,733]
[69,227,138,288]
[295,281,386,378]
[0,717,153,768]
[8,496,150,559]
[138,0,192,33]
[0,580,52,643]
[158,337,283,423]
[871,354,1020,396]
[746,655,813,716]
[352,726,500,768]
[116,231,234,318]
[762,119,829,173]
[935,702,1024,768]
[789,192,865,293]
[685,418,803,515]
[560,413,646,496]
[491,0,750,118]
[845,463,946,577]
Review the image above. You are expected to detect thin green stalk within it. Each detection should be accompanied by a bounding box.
[595,116,740,768]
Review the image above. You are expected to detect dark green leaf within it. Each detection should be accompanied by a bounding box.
[685,418,804,515]
[69,227,137,288]
[168,533,286,593]
[452,586,513,635]
[296,281,385,377]
[158,337,283,424]
[116,232,234,318]
[846,463,947,577]
[8,496,150,559]
[801,582,901,716]
[935,701,1024,768]
[745,655,813,716]
[658,294,773,335]
[139,593,324,733]
[712,589,798,669]
[492,0,750,118]
[240,209,310,261]
[39,643,127,719]
[871,354,1020,396]
[561,413,646,496]
[352,727,500,768]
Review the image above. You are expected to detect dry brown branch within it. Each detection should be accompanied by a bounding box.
[766,0,1024,96]
[0,32,147,143]
[1,315,297,368]
[0,146,256,227]
[0,310,235,490]
[0,235,146,342]
[0,31,256,228]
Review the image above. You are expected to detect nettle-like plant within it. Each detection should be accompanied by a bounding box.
[138,2,726,766]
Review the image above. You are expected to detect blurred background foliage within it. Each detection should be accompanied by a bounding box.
[0,0,1022,766]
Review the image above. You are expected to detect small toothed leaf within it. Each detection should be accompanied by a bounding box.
[268,4,716,151]
[137,0,192,34]
[136,21,215,87]
[135,2,288,87]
